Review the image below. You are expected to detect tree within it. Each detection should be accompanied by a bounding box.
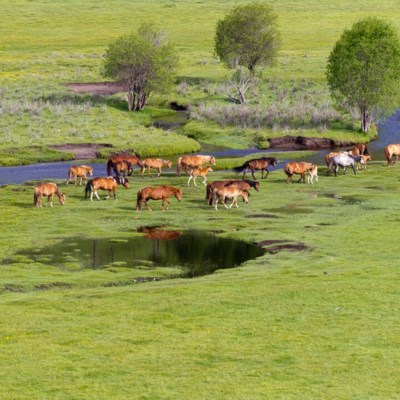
[326,17,400,132]
[103,24,177,111]
[214,3,280,74]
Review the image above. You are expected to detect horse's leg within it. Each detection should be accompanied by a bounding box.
[48,194,53,207]
[251,169,256,180]
[242,168,248,179]
[351,164,356,175]
[187,175,192,186]
[223,195,229,209]
[95,190,101,201]
[343,166,348,175]
[202,176,207,186]
[157,167,161,177]
[193,176,198,187]
[105,190,111,200]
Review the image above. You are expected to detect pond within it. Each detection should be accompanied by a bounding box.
[11,228,265,278]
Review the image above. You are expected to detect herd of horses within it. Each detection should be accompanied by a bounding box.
[33,142,400,210]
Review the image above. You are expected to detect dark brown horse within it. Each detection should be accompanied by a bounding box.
[107,154,142,176]
[34,182,65,208]
[140,158,172,177]
[284,162,316,183]
[66,165,93,186]
[136,185,182,211]
[176,155,216,176]
[384,144,400,165]
[85,176,129,201]
[234,157,277,179]
[206,179,259,206]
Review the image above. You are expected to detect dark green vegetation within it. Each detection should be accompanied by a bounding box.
[327,17,400,132]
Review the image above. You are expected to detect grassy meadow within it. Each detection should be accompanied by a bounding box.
[1,0,400,398]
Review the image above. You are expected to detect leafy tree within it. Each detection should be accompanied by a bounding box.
[214,3,280,74]
[326,17,400,132]
[103,24,177,111]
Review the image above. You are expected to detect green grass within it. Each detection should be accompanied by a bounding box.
[1,163,400,398]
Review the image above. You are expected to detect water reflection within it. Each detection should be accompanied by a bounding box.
[15,230,264,278]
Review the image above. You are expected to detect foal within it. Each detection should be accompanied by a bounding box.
[213,186,249,210]
[187,166,213,187]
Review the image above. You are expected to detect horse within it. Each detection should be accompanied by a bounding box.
[206,179,259,206]
[347,143,369,156]
[233,157,277,180]
[307,164,319,184]
[187,166,213,187]
[213,186,249,210]
[112,160,133,178]
[357,154,371,170]
[107,154,142,176]
[136,185,183,211]
[140,158,172,177]
[384,144,400,165]
[284,162,316,184]
[328,154,364,176]
[176,155,216,176]
[34,182,65,208]
[85,176,129,201]
[66,165,93,186]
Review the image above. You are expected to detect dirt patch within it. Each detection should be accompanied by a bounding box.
[65,82,127,95]
[258,240,310,254]
[34,282,74,291]
[50,143,112,159]
[268,136,356,150]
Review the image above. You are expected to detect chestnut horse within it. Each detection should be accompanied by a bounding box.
[112,161,133,177]
[206,179,259,206]
[384,144,400,165]
[233,157,277,179]
[34,182,65,208]
[347,143,369,156]
[136,185,183,211]
[176,155,216,176]
[107,154,142,176]
[284,162,316,184]
[66,165,93,186]
[213,186,249,210]
[187,166,213,187]
[85,176,129,201]
[140,158,172,177]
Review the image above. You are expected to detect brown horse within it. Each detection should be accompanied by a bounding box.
[384,144,400,165]
[347,143,369,156]
[107,154,142,176]
[112,161,133,177]
[66,165,93,186]
[187,166,213,187]
[34,182,65,208]
[213,186,249,210]
[136,185,183,211]
[284,162,316,184]
[233,157,277,179]
[85,176,129,201]
[176,155,216,176]
[206,179,259,206]
[140,158,172,177]
[358,154,371,170]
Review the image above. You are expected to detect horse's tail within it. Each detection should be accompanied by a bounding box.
[176,157,182,176]
[384,146,391,164]
[66,167,72,184]
[33,188,39,206]
[106,159,113,176]
[283,163,291,176]
[206,184,213,205]
[136,189,143,210]
[84,180,93,199]
[233,161,248,173]
[363,145,369,155]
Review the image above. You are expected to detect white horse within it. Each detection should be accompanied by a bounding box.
[328,154,364,176]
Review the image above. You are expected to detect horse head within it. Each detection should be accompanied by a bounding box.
[175,189,183,201]
[210,156,216,165]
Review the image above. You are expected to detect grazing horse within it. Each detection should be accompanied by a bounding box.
[176,155,216,176]
[66,165,93,186]
[347,143,369,156]
[384,144,400,165]
[34,182,65,208]
[85,176,129,201]
[284,162,316,184]
[233,157,277,180]
[213,186,249,210]
[136,185,182,211]
[328,154,364,176]
[112,160,133,178]
[140,158,172,177]
[107,154,142,176]
[206,179,259,206]
[187,166,213,187]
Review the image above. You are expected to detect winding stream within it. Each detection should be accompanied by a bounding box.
[0,112,399,185]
